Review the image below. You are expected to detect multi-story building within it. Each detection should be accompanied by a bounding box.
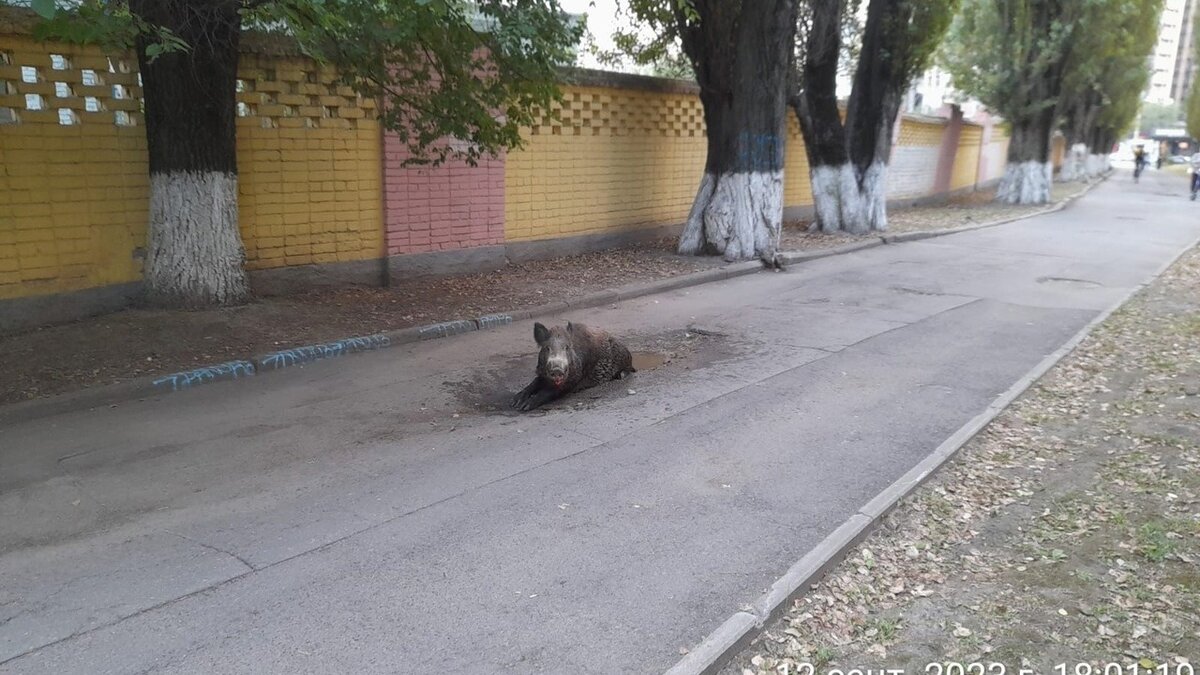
[1170,0,1199,104]
[1148,0,1196,104]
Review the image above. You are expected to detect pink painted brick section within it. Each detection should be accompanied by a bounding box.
[382,134,505,256]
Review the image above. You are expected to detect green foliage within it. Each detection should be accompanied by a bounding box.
[1189,84,1200,140]
[250,0,581,166]
[26,0,582,166]
[941,0,1079,123]
[944,0,1163,146]
[878,0,959,90]
[30,0,189,62]
[1190,10,1200,140]
[1138,102,1183,135]
[591,0,693,75]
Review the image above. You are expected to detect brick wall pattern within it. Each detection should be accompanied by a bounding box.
[2,31,1016,308]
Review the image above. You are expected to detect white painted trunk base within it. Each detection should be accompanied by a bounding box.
[1058,143,1088,182]
[809,165,847,234]
[809,162,888,235]
[1085,153,1109,178]
[145,171,250,306]
[997,161,1052,205]
[678,171,783,264]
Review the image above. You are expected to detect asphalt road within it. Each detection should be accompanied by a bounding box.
[2,170,1197,674]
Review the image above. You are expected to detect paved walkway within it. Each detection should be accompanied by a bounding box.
[2,171,1197,674]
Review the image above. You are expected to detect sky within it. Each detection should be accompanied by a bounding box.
[559,0,637,71]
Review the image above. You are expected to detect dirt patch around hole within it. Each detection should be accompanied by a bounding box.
[442,329,737,416]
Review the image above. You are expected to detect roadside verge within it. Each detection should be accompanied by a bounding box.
[0,178,1104,425]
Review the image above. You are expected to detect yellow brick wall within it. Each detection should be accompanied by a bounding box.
[0,39,148,300]
[782,114,813,208]
[235,54,383,270]
[1051,134,1066,171]
[0,36,383,302]
[897,119,946,147]
[505,89,974,242]
[504,86,708,242]
[950,124,984,191]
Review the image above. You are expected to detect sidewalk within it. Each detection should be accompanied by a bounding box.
[726,242,1200,675]
[0,183,1088,406]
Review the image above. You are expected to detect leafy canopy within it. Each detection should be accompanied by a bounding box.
[1188,8,1200,140]
[28,0,583,166]
[941,0,1079,122]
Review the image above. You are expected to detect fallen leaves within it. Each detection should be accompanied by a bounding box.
[730,245,1200,675]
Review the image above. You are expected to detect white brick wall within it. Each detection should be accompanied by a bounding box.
[888,146,940,198]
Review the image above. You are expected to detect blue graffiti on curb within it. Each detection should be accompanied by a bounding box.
[153,360,257,392]
[476,314,513,330]
[257,334,391,370]
[418,320,476,340]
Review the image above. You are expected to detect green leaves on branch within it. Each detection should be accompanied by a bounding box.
[30,0,190,62]
[246,0,582,167]
[29,0,582,166]
[1188,10,1200,140]
[942,0,1164,145]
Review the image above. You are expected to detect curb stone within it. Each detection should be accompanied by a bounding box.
[0,178,1108,425]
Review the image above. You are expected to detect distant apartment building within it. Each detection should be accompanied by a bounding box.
[1171,0,1199,104]
[1148,0,1197,104]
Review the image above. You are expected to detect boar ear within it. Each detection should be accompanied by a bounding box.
[534,322,550,345]
[566,321,575,333]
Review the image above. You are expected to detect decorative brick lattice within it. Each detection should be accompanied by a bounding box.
[951,124,984,190]
[235,55,376,131]
[0,45,143,127]
[897,119,947,147]
[528,88,706,137]
[0,35,383,301]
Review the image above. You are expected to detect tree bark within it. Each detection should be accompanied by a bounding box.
[131,0,249,307]
[993,0,1070,205]
[790,0,852,234]
[1087,128,1113,176]
[677,0,798,266]
[997,106,1055,204]
[1057,91,1099,183]
[791,0,917,234]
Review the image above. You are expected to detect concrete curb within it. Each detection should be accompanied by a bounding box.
[660,239,1196,675]
[0,179,1107,426]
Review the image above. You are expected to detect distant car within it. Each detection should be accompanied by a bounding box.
[1166,155,1189,165]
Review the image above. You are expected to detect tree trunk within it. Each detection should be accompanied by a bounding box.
[997,109,1055,204]
[791,0,853,234]
[131,0,249,307]
[1087,129,1112,177]
[1058,142,1087,182]
[792,0,916,234]
[1058,92,1100,183]
[677,0,797,266]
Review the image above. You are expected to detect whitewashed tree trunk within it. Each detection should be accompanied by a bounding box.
[133,0,248,307]
[808,162,888,235]
[809,164,850,233]
[145,172,249,306]
[997,161,1052,204]
[678,173,716,254]
[1058,143,1088,182]
[845,161,888,234]
[679,171,783,262]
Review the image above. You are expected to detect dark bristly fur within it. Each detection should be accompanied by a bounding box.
[511,321,635,412]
